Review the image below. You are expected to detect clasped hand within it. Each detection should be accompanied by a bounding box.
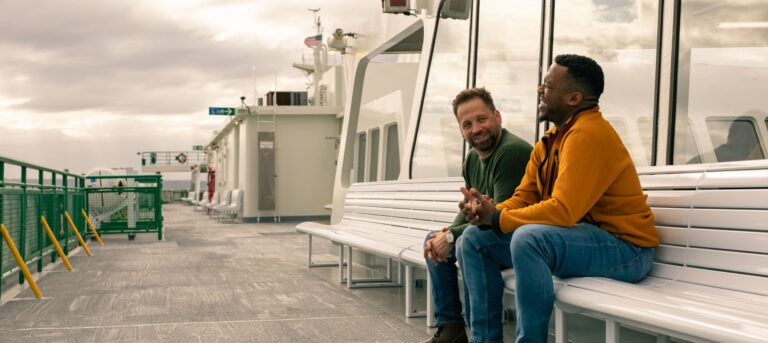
[459,187,494,227]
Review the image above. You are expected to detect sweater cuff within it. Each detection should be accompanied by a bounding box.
[491,210,502,234]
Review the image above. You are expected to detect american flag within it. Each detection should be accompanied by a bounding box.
[304,34,322,47]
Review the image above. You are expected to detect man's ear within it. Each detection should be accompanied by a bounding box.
[494,110,502,124]
[566,91,583,106]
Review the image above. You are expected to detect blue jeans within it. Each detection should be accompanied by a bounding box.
[425,227,514,341]
[510,223,654,343]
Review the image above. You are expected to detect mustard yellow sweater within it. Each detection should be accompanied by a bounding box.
[490,106,659,247]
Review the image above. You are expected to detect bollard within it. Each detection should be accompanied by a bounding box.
[0,224,42,298]
[81,209,104,246]
[64,211,91,256]
[41,216,73,271]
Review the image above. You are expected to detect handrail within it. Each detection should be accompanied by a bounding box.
[0,154,86,179]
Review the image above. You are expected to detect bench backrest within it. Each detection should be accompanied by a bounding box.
[342,178,464,233]
[639,162,768,296]
[221,190,232,206]
[230,189,242,209]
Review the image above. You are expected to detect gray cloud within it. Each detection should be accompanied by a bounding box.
[0,0,378,177]
[0,0,377,115]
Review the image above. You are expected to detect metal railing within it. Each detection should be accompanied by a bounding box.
[139,151,205,167]
[0,155,86,298]
[84,175,163,240]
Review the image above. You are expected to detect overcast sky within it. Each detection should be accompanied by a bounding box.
[0,0,379,179]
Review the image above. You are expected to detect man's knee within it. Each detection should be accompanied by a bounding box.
[510,224,547,257]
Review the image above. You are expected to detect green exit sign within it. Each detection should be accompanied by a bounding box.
[193,145,204,150]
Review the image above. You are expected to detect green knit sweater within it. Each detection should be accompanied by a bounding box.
[448,129,533,238]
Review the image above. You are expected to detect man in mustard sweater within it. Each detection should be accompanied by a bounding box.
[461,54,659,343]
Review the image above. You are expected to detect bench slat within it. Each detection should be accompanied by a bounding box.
[699,169,768,188]
[654,245,768,278]
[344,205,457,223]
[657,226,768,254]
[350,180,464,192]
[649,207,689,227]
[650,263,768,297]
[343,213,450,231]
[345,199,458,212]
[688,208,768,231]
[639,172,702,189]
[693,189,768,209]
[645,190,694,207]
[346,191,461,202]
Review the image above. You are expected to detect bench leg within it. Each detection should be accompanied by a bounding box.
[405,264,435,326]
[426,273,435,327]
[338,244,345,283]
[606,319,620,343]
[307,235,345,268]
[345,246,403,288]
[555,307,567,343]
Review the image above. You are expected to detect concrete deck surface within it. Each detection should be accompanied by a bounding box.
[1,204,671,343]
[0,204,431,342]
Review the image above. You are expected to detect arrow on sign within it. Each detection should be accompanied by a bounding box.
[209,107,235,115]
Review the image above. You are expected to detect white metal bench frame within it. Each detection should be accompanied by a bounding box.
[553,161,768,343]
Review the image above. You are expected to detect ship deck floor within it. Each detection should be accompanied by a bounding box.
[0,203,665,342]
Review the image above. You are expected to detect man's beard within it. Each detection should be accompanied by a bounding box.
[468,127,501,154]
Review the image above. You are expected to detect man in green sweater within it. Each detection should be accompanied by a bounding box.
[421,87,532,343]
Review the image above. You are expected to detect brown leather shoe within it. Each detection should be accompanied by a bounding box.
[420,321,468,343]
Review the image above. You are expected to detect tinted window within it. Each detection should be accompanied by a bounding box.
[673,0,768,164]
[475,0,542,145]
[411,3,471,178]
[553,0,659,166]
[384,124,400,180]
[705,119,764,162]
[369,128,380,181]
[356,133,366,182]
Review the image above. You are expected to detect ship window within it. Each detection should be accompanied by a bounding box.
[410,2,471,179]
[384,123,400,180]
[369,128,380,181]
[637,118,653,165]
[704,118,764,162]
[476,0,542,145]
[356,132,366,183]
[553,0,659,167]
[673,0,768,164]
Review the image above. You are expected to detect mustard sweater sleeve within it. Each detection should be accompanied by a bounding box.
[493,127,624,233]
[496,143,541,211]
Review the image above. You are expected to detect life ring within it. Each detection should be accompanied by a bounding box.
[177,153,187,164]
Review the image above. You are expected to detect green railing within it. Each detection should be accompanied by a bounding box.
[84,175,163,240]
[0,155,86,297]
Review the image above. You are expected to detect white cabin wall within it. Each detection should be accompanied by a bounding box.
[330,15,424,223]
[275,115,338,216]
[242,120,259,218]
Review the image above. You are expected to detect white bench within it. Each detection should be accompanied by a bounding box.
[297,161,768,341]
[205,191,222,214]
[296,178,465,325]
[211,190,231,218]
[192,192,210,211]
[196,191,216,212]
[184,190,201,205]
[553,161,768,343]
[214,189,242,222]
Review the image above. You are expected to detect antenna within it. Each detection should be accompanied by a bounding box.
[308,8,321,34]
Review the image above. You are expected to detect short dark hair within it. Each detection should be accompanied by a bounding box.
[452,87,496,117]
[554,54,604,100]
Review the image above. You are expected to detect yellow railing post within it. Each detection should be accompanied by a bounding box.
[64,211,91,256]
[40,216,73,271]
[81,209,103,246]
[0,224,42,298]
